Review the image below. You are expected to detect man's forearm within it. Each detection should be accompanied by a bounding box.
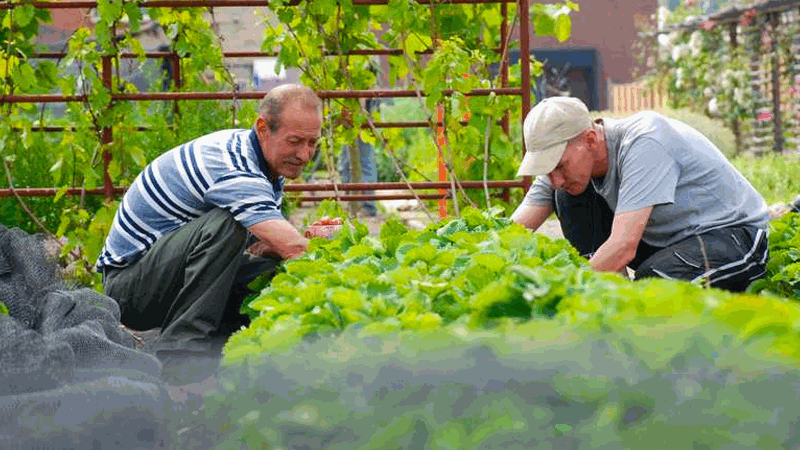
[589,206,653,273]
[248,219,309,260]
[511,203,553,232]
[588,238,636,273]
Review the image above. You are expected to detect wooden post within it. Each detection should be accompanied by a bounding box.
[730,22,743,154]
[771,12,783,153]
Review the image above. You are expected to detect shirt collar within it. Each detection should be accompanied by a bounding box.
[249,127,283,188]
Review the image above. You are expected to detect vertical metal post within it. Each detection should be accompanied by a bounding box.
[500,2,510,135]
[171,52,182,117]
[500,2,510,203]
[520,0,532,192]
[437,105,447,218]
[771,12,783,152]
[101,55,114,201]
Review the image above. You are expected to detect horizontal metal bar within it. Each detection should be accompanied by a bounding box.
[20,120,480,133]
[0,180,524,198]
[296,191,510,202]
[32,47,505,59]
[26,126,153,132]
[296,193,448,202]
[287,181,525,192]
[0,187,126,198]
[0,0,514,10]
[0,87,523,104]
[32,49,430,59]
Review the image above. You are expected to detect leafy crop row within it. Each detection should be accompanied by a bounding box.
[226,207,800,365]
[207,320,800,449]
[207,208,800,449]
[749,211,800,300]
[225,206,589,362]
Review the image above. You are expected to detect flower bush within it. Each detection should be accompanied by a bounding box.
[638,6,756,154]
[640,4,800,155]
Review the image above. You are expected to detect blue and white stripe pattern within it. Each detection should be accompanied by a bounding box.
[95,128,283,272]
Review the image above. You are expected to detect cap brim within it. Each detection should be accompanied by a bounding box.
[516,141,568,177]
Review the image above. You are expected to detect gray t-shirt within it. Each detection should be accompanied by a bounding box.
[522,111,769,247]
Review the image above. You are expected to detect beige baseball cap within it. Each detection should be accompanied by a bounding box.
[516,97,592,177]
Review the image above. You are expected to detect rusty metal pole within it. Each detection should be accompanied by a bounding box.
[519,0,532,192]
[770,12,783,153]
[500,2,511,203]
[171,52,182,117]
[500,2,510,135]
[101,55,114,201]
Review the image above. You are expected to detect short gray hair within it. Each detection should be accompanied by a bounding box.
[258,84,322,132]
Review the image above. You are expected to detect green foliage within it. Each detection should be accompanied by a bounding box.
[633,6,777,154]
[2,0,574,291]
[1,0,243,290]
[226,209,800,365]
[730,153,800,205]
[0,301,8,316]
[749,212,800,300]
[211,210,800,448]
[261,1,575,214]
[597,107,736,157]
[225,207,586,362]
[0,5,54,96]
[208,292,800,449]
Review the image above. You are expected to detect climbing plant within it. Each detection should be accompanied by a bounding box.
[1,0,579,289]
[1,0,238,289]
[261,0,578,215]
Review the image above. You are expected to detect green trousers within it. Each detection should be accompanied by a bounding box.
[102,208,281,354]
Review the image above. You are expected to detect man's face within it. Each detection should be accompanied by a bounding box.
[547,133,595,196]
[258,101,322,179]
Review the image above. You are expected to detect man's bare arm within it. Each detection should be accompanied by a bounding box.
[588,206,652,272]
[511,203,554,232]
[248,219,308,260]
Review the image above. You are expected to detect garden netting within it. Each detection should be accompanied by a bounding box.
[0,223,173,449]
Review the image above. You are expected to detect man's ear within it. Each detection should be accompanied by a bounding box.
[256,116,269,135]
[585,128,597,144]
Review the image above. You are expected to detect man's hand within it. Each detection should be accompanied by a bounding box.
[305,216,343,239]
[247,240,280,258]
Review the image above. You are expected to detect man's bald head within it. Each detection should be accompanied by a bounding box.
[258,84,322,133]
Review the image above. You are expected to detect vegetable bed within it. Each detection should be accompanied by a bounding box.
[200,207,800,449]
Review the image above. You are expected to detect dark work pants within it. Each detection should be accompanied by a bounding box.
[554,184,769,292]
[102,208,281,354]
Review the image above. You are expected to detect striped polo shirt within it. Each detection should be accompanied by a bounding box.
[95,128,284,272]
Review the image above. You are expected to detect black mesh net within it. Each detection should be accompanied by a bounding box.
[0,224,174,449]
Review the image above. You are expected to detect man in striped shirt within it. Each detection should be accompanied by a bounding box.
[96,84,322,368]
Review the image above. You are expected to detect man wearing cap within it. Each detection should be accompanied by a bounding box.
[511,97,769,292]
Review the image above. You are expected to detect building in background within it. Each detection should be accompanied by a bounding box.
[210,7,301,91]
[511,0,659,111]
